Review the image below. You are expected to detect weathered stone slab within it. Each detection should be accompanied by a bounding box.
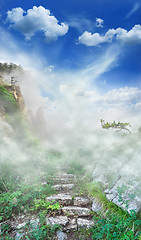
[92,199,103,213]
[46,194,72,205]
[73,197,91,207]
[62,206,91,216]
[104,179,141,213]
[57,174,74,179]
[65,219,77,231]
[57,230,67,240]
[55,178,73,184]
[17,222,27,229]
[46,216,68,226]
[54,174,75,184]
[52,185,62,191]
[77,218,94,229]
[61,184,74,191]
[52,184,74,191]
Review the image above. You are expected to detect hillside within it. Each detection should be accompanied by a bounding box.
[0,64,141,240]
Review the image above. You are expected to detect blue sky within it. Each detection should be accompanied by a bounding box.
[0,0,141,125]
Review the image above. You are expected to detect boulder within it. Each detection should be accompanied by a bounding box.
[92,198,103,213]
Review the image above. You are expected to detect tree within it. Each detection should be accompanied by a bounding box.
[101,119,131,133]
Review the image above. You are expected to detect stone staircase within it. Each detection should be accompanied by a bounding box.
[6,173,99,240]
[45,173,95,239]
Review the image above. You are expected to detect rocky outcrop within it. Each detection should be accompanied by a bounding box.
[104,178,141,213]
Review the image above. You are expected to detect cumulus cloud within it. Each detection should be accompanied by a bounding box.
[78,24,141,46]
[86,87,141,107]
[6,6,69,41]
[96,18,104,28]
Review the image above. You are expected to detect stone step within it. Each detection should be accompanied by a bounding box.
[52,184,74,191]
[53,174,75,184]
[64,219,77,231]
[56,174,74,179]
[46,216,68,226]
[73,197,91,207]
[62,206,91,216]
[46,194,73,205]
[77,218,94,229]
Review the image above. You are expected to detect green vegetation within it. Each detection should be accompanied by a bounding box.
[0,86,18,113]
[0,153,141,239]
[101,119,131,133]
[0,182,55,221]
[0,62,22,74]
[91,211,141,240]
[0,71,140,239]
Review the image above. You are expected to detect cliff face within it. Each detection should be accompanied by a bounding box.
[0,85,25,121]
[2,85,25,110]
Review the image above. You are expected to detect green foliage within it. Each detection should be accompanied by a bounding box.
[0,86,16,103]
[101,119,131,133]
[30,198,60,213]
[1,215,60,240]
[0,183,54,221]
[27,224,60,240]
[0,62,22,74]
[0,86,18,113]
[91,211,141,240]
[67,160,85,176]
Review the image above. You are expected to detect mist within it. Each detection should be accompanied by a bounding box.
[16,58,141,183]
[0,44,141,215]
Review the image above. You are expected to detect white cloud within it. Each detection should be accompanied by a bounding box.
[78,24,141,46]
[87,87,141,107]
[96,18,104,28]
[126,2,140,19]
[6,6,69,42]
[67,16,94,33]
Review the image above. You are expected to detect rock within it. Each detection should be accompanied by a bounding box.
[92,199,103,213]
[77,218,94,229]
[73,197,91,207]
[105,193,117,202]
[41,181,47,185]
[52,184,74,191]
[61,184,74,191]
[54,174,74,184]
[104,178,141,213]
[126,198,141,213]
[52,185,62,191]
[0,223,2,235]
[16,222,27,229]
[54,178,73,184]
[62,206,91,216]
[57,174,74,179]
[57,230,67,240]
[15,232,25,240]
[46,194,72,205]
[46,216,68,226]
[30,218,39,229]
[65,219,77,231]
